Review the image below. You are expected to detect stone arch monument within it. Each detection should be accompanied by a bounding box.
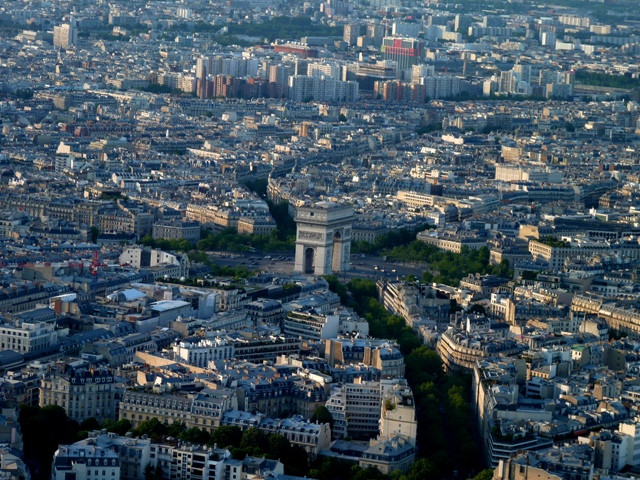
[294,201,354,275]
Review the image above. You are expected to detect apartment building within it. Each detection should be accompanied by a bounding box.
[152,221,201,244]
[54,431,151,480]
[0,318,58,355]
[119,390,193,428]
[326,380,381,439]
[283,310,339,341]
[119,388,238,432]
[239,375,327,419]
[236,216,277,235]
[417,230,487,253]
[437,326,525,372]
[150,443,231,480]
[40,365,118,423]
[0,284,70,314]
[52,444,120,480]
[227,332,300,364]
[529,238,640,272]
[324,338,405,378]
[380,381,417,445]
[53,19,77,49]
[173,337,235,368]
[494,445,594,480]
[359,435,416,474]
[150,443,283,480]
[377,280,450,326]
[119,247,190,280]
[55,432,284,480]
[244,299,284,328]
[222,411,331,457]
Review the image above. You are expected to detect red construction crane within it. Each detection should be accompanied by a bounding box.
[89,250,107,276]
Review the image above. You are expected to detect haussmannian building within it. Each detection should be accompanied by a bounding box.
[52,444,120,480]
[40,365,118,423]
[437,326,525,372]
[152,221,201,244]
[119,388,237,432]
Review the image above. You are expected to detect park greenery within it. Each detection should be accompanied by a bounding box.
[311,405,334,428]
[141,234,195,253]
[383,243,511,287]
[351,224,432,255]
[575,70,640,90]
[138,236,254,279]
[325,276,422,355]
[19,405,84,479]
[187,251,253,279]
[196,228,292,253]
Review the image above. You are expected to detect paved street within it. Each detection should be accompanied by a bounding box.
[206,251,426,281]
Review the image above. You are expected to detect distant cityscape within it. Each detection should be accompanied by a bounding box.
[1,0,640,479]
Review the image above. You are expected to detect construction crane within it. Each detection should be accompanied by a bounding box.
[89,250,107,292]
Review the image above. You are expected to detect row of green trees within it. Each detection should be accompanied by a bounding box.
[139,231,290,260]
[324,277,489,479]
[199,201,292,253]
[333,277,423,355]
[385,243,510,286]
[19,406,314,477]
[196,228,293,253]
[351,224,432,255]
[138,236,254,279]
[19,403,411,480]
[150,200,296,256]
[138,198,298,278]
[140,235,194,252]
[128,419,309,475]
[180,251,254,279]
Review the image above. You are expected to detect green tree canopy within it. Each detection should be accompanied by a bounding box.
[311,406,334,428]
[131,418,168,441]
[102,418,132,436]
[209,425,242,448]
[19,405,80,479]
[178,427,209,444]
